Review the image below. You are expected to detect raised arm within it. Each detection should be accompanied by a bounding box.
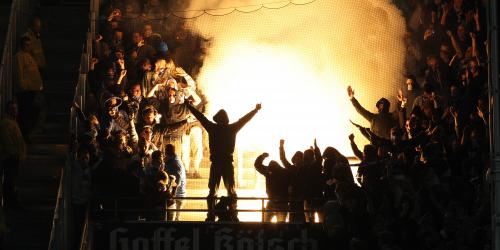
[185,102,214,130]
[446,30,463,56]
[129,116,139,145]
[147,83,160,98]
[313,139,322,162]
[449,53,459,67]
[348,86,376,121]
[395,90,407,128]
[473,9,480,32]
[349,134,364,160]
[116,69,127,85]
[254,153,269,176]
[350,119,372,142]
[450,106,462,139]
[279,139,292,168]
[470,32,479,59]
[184,88,202,106]
[232,103,261,132]
[178,68,196,89]
[440,4,449,26]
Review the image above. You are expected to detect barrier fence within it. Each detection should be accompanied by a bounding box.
[48,0,97,249]
[91,196,321,222]
[80,196,326,250]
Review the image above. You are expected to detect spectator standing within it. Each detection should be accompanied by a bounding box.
[0,101,25,208]
[164,144,186,221]
[279,139,306,222]
[13,36,44,139]
[347,85,400,139]
[23,17,46,70]
[186,102,261,221]
[131,32,156,63]
[254,152,289,222]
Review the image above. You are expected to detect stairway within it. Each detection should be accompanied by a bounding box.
[3,3,88,250]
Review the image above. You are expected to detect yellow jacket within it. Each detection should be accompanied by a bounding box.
[23,29,46,68]
[0,117,26,161]
[14,50,43,92]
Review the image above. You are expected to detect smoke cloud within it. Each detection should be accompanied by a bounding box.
[183,0,407,155]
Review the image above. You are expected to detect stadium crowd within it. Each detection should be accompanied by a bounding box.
[0,0,492,249]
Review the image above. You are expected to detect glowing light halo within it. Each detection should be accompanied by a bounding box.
[186,0,407,162]
[197,42,353,158]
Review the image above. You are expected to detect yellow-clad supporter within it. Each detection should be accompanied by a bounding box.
[23,16,46,69]
[13,36,44,138]
[0,101,25,209]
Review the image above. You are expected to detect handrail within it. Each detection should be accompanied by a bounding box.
[49,0,97,249]
[79,209,90,250]
[47,169,64,250]
[0,0,35,118]
[92,196,324,223]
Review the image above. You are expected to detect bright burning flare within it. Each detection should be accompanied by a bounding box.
[199,42,350,155]
[186,0,406,157]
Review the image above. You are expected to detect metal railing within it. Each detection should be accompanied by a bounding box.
[75,194,327,249]
[48,0,98,249]
[0,0,36,119]
[47,168,66,250]
[91,196,320,222]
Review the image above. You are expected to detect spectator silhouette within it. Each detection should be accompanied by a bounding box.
[186,102,261,221]
[254,152,289,222]
[347,86,403,139]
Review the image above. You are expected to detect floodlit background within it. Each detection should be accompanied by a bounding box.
[179,0,406,221]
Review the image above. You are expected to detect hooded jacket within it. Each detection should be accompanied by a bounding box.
[254,154,289,198]
[187,103,258,162]
[350,97,402,139]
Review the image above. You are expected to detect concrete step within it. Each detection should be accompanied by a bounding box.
[45,52,82,66]
[18,185,60,205]
[43,26,89,37]
[44,68,80,83]
[45,94,74,112]
[45,88,75,99]
[30,133,69,145]
[60,0,90,5]
[44,70,80,82]
[43,80,76,92]
[37,122,70,136]
[44,39,85,54]
[27,143,68,155]
[4,210,53,240]
[38,6,89,26]
[3,3,88,250]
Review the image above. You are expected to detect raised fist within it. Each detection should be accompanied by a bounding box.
[348,133,355,141]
